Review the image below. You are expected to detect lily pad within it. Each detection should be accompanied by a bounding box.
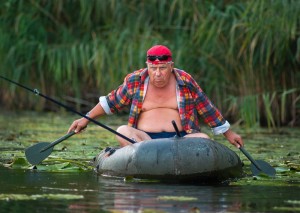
[3,156,93,172]
[0,193,84,201]
[275,167,290,173]
[285,200,300,205]
[273,206,300,212]
[157,196,198,201]
[4,157,31,169]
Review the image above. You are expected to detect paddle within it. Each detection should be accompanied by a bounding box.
[0,75,136,145]
[171,120,276,177]
[172,120,182,137]
[25,131,76,165]
[239,147,276,177]
[1,75,277,176]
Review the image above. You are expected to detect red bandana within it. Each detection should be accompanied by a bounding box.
[146,45,172,64]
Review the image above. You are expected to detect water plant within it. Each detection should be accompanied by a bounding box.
[0,0,299,129]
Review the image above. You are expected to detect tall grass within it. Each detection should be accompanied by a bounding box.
[0,0,299,128]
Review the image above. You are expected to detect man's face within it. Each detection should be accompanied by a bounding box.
[147,62,174,88]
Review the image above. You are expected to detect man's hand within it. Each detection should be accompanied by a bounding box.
[223,129,244,148]
[68,118,89,134]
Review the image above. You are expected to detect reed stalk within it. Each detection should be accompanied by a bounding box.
[0,0,299,128]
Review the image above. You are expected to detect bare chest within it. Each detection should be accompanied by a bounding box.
[142,82,178,111]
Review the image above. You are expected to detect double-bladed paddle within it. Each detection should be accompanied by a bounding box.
[25,131,76,165]
[240,147,276,177]
[2,76,277,176]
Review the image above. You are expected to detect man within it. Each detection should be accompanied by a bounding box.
[68,45,243,148]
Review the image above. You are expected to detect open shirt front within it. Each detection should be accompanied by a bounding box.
[99,68,230,135]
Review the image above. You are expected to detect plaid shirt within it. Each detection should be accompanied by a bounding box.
[100,68,229,134]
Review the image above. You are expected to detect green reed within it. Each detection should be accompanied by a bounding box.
[0,0,299,128]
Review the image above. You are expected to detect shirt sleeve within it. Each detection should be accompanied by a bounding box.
[188,75,228,130]
[211,120,230,135]
[99,96,113,115]
[99,73,135,114]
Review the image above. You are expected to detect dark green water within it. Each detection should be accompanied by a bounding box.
[0,166,299,213]
[0,112,300,212]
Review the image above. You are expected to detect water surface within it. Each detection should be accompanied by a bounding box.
[0,112,299,212]
[1,166,299,212]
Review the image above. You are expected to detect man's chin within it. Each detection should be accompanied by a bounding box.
[154,81,166,87]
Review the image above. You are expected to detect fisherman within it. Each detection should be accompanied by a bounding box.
[68,45,243,148]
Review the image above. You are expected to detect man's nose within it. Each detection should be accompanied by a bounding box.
[155,70,162,76]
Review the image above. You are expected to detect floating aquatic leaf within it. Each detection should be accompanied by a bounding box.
[252,172,273,179]
[123,176,134,182]
[273,206,300,211]
[0,194,84,201]
[285,200,300,205]
[139,209,168,213]
[37,162,72,171]
[35,161,92,172]
[4,157,31,169]
[286,163,300,171]
[276,167,291,173]
[123,176,160,183]
[157,196,198,201]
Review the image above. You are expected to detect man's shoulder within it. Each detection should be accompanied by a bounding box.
[173,68,194,83]
[125,68,147,81]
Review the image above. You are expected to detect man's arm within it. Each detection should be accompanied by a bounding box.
[188,75,244,148]
[68,103,106,133]
[223,129,244,148]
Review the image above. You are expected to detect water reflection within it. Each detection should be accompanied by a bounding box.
[0,166,299,212]
[95,176,244,212]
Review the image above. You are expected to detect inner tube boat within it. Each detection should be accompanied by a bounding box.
[91,137,243,183]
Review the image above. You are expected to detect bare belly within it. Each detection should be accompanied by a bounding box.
[137,108,183,132]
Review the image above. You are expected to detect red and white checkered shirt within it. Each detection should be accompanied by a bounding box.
[100,68,230,134]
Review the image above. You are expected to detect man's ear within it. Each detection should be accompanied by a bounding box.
[171,62,174,69]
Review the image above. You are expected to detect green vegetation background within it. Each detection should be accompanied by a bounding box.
[0,0,299,129]
[0,3,299,210]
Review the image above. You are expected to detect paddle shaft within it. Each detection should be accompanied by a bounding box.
[0,75,136,144]
[172,120,182,137]
[40,131,76,152]
[239,147,263,171]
